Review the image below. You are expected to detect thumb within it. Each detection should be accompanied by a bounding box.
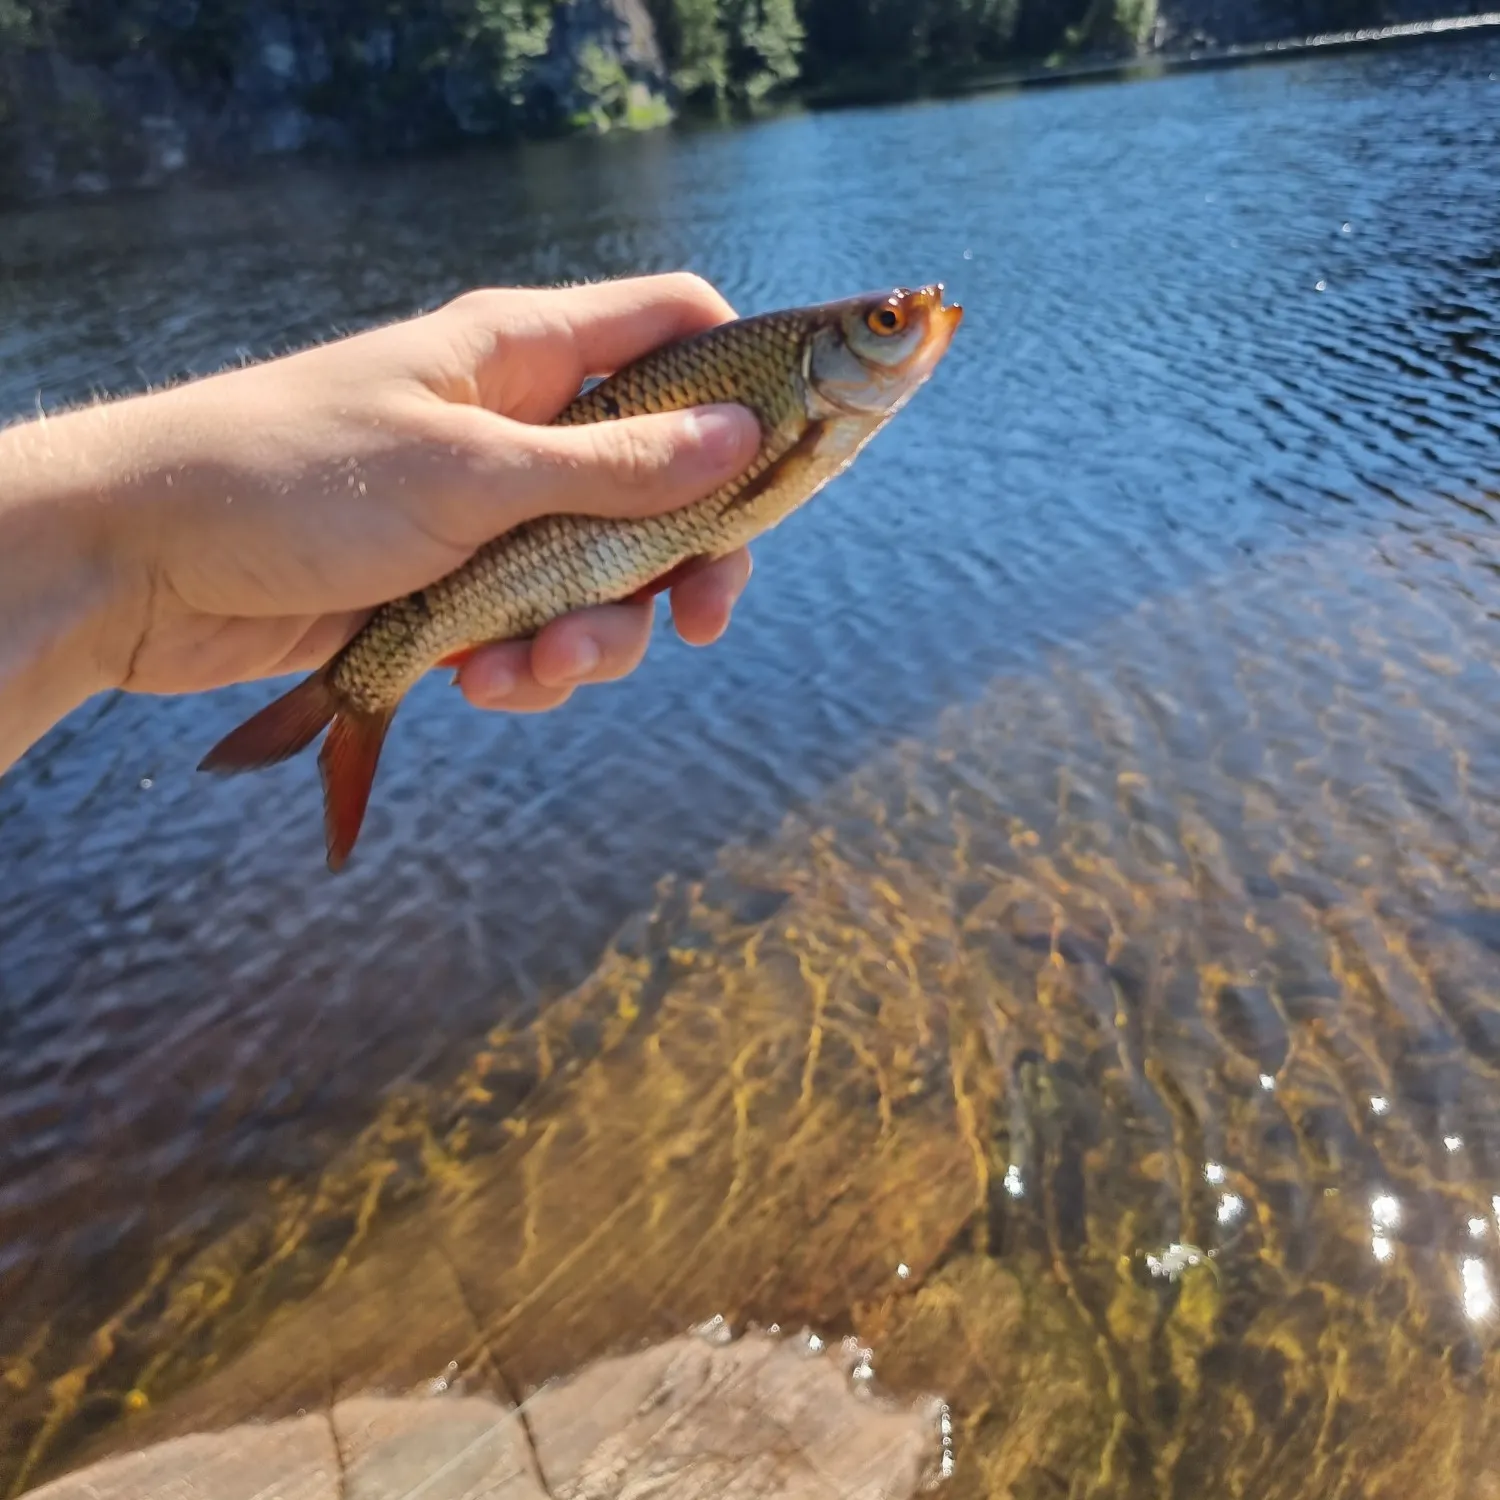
[454,402,762,530]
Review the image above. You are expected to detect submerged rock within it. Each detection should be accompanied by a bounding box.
[26,1330,941,1500]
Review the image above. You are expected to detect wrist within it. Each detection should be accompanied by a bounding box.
[0,404,147,771]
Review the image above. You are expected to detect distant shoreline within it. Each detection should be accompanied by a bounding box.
[3,11,1498,212]
[800,11,1500,110]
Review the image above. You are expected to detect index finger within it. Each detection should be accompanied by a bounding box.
[536,273,740,379]
[444,274,739,420]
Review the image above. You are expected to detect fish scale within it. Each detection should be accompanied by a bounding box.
[199,284,962,870]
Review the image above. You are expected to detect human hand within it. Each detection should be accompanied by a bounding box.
[0,274,759,763]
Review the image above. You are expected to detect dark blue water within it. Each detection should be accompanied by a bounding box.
[2,32,1500,1490]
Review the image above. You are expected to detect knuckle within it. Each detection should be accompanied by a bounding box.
[442,287,487,319]
[662,271,731,318]
[442,287,511,326]
[662,270,715,302]
[597,422,667,493]
[447,291,507,321]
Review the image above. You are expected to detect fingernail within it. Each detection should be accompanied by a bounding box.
[470,661,516,705]
[682,404,757,464]
[558,636,601,682]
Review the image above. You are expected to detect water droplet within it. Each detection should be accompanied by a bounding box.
[1204,1161,1226,1185]
[1217,1192,1245,1225]
[1341,221,1353,234]
[1369,1095,1390,1116]
[896,1262,911,1279]
[1372,1234,1394,1263]
[1371,1193,1401,1230]
[1469,1218,1487,1240]
[806,1331,824,1354]
[1444,1134,1464,1153]
[139,777,153,790]
[1315,279,1328,293]
[1258,1073,1276,1091]
[1003,1163,1024,1198]
[962,248,973,260]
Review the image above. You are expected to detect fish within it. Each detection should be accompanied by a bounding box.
[199,282,964,871]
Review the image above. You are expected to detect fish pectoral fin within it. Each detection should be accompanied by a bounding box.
[723,418,834,522]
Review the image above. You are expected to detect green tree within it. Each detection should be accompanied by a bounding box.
[1010,0,1095,60]
[457,0,555,101]
[1059,0,1155,54]
[647,0,728,100]
[0,1,35,44]
[722,0,803,98]
[924,0,1023,65]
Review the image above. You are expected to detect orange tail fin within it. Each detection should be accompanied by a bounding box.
[317,705,395,873]
[198,670,397,873]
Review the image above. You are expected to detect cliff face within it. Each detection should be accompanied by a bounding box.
[0,0,672,201]
[0,0,1490,204]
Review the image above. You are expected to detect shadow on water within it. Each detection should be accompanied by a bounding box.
[2,30,1500,1498]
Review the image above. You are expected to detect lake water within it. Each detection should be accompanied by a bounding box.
[3,29,1500,1496]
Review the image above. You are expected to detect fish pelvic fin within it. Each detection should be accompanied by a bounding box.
[198,670,338,774]
[318,702,397,873]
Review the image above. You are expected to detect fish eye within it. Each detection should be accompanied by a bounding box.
[865,303,906,336]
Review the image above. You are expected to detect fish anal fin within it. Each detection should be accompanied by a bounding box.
[318,705,397,873]
[198,671,337,774]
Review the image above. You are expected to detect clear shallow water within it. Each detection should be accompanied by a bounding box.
[2,31,1500,1494]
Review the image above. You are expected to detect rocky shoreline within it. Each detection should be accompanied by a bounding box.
[1,2,1496,208]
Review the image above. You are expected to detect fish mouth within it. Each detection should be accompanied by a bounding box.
[913,281,964,346]
[894,282,963,375]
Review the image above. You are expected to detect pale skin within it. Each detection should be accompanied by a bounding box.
[0,274,763,776]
